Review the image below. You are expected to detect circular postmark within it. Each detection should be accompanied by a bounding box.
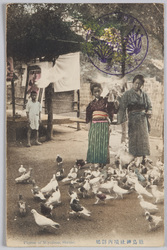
[86,12,149,76]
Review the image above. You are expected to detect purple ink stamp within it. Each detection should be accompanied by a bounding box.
[86,12,149,75]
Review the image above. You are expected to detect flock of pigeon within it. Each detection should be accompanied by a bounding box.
[15,143,164,233]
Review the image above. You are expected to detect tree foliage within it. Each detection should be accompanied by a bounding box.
[7,4,84,62]
[7,3,164,63]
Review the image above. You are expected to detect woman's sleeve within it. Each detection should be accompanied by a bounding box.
[117,92,128,124]
[86,103,92,123]
[106,101,115,122]
[145,93,152,112]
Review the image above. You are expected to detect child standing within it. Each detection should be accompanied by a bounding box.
[26,91,42,147]
[86,82,116,167]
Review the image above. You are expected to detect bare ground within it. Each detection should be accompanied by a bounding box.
[6,124,164,247]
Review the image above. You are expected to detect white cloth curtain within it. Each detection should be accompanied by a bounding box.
[53,52,80,92]
[30,52,80,92]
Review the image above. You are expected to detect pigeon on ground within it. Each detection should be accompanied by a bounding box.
[99,178,114,193]
[113,180,130,199]
[114,169,127,179]
[68,179,80,196]
[155,158,164,170]
[138,195,158,212]
[91,169,101,178]
[147,168,161,185]
[56,155,63,165]
[18,165,26,174]
[145,211,162,230]
[89,176,102,194]
[69,191,78,200]
[89,176,102,186]
[70,195,91,217]
[94,191,114,204]
[62,165,78,182]
[31,209,60,229]
[131,177,153,197]
[78,178,91,198]
[107,166,116,175]
[41,174,58,195]
[142,156,153,166]
[40,203,53,218]
[115,142,134,168]
[45,186,61,206]
[56,168,64,181]
[150,185,164,203]
[139,164,148,175]
[75,159,86,169]
[15,168,33,183]
[17,194,26,216]
[31,180,46,201]
[56,155,64,180]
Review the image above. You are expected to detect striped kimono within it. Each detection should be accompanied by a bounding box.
[117,88,152,157]
[86,97,115,164]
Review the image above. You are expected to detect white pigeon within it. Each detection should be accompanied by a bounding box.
[84,169,92,177]
[31,209,60,229]
[113,180,130,198]
[148,168,161,184]
[150,185,164,203]
[91,169,101,178]
[41,174,58,194]
[45,186,61,206]
[62,165,78,182]
[131,177,153,197]
[91,182,101,194]
[69,191,78,200]
[107,166,116,175]
[155,158,164,171]
[145,211,162,230]
[15,168,33,183]
[115,169,126,179]
[78,179,91,198]
[138,195,158,212]
[99,178,114,193]
[115,142,134,167]
[125,172,137,185]
[18,165,26,174]
[89,176,101,186]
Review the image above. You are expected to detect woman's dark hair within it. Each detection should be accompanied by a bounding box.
[90,82,102,94]
[133,75,145,85]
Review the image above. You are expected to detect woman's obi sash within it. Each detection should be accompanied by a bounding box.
[92,111,109,123]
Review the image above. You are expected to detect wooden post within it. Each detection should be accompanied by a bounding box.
[77,89,81,131]
[46,83,54,140]
[11,79,15,121]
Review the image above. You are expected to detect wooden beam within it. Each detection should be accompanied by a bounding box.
[46,83,54,140]
[76,89,81,131]
[11,79,15,121]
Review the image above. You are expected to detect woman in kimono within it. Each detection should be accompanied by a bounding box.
[117,75,152,160]
[86,82,116,167]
